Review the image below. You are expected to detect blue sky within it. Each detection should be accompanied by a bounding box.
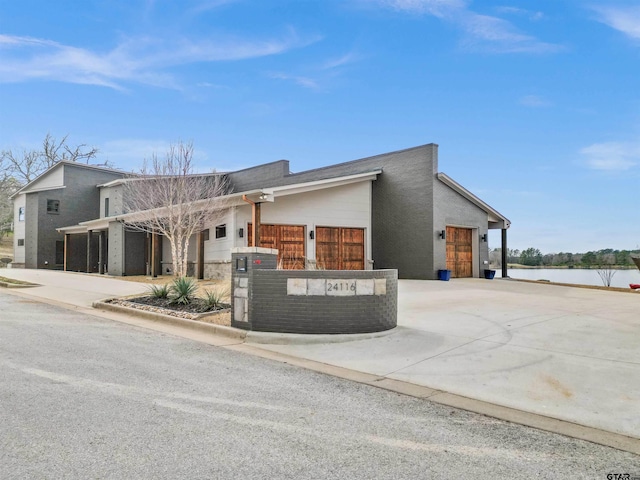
[1,0,639,253]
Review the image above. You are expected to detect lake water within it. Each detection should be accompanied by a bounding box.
[496,268,640,289]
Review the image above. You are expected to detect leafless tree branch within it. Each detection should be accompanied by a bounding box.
[121,141,229,277]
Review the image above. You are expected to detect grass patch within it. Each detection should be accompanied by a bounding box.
[0,276,36,286]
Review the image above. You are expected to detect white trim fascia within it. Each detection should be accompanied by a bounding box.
[57,224,89,234]
[261,170,381,199]
[18,185,67,195]
[437,172,511,228]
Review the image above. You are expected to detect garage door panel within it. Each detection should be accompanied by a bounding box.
[446,227,473,278]
[317,226,365,270]
[248,223,306,269]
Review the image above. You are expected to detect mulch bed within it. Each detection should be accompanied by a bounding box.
[107,296,231,321]
[128,295,230,314]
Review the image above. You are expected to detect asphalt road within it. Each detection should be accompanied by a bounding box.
[1,291,638,479]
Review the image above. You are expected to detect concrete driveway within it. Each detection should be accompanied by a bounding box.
[1,269,638,440]
[0,268,150,308]
[255,279,640,439]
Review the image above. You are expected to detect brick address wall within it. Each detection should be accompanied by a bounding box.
[231,248,397,334]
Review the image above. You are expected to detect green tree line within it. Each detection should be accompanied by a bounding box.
[490,248,640,267]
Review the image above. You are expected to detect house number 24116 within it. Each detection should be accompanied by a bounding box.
[327,281,356,292]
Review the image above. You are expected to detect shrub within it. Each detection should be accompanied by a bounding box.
[147,283,170,299]
[169,276,198,305]
[201,286,229,310]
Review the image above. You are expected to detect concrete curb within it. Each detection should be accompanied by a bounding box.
[94,298,398,345]
[0,281,39,289]
[245,327,399,345]
[92,300,247,341]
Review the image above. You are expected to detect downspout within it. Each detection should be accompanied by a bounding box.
[242,195,260,247]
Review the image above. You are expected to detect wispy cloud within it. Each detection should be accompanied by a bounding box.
[580,142,640,171]
[268,72,320,89]
[360,0,562,53]
[519,95,552,107]
[268,49,361,90]
[0,30,318,90]
[591,5,640,40]
[322,51,360,70]
[366,0,467,18]
[187,0,240,16]
[495,6,544,21]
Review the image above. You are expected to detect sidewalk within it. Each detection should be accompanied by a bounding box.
[1,268,639,446]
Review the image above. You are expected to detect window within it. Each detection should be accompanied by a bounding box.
[47,199,60,214]
[18,207,25,222]
[104,198,110,217]
[17,239,25,246]
[215,224,226,239]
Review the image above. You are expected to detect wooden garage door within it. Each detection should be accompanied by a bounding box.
[316,227,365,270]
[248,224,306,269]
[446,226,473,278]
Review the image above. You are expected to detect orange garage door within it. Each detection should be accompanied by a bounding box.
[446,226,473,278]
[248,224,306,269]
[316,227,365,270]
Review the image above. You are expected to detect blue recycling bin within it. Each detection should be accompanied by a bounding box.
[484,269,496,279]
[438,269,451,281]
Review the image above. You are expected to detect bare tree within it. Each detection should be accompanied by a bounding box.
[122,142,229,277]
[596,254,617,287]
[0,176,19,238]
[1,133,101,185]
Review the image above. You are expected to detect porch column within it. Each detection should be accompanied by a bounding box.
[501,228,508,279]
[98,231,105,274]
[197,231,205,280]
[86,230,93,273]
[152,233,162,278]
[63,234,69,271]
[253,202,261,247]
[150,232,156,278]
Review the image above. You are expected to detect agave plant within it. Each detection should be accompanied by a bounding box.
[169,276,198,305]
[147,283,170,299]
[201,286,230,311]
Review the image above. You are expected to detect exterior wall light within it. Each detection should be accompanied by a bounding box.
[238,228,244,238]
[481,234,487,242]
[309,230,314,240]
[439,230,446,240]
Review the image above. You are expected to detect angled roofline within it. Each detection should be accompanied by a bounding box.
[437,172,511,228]
[97,171,228,189]
[10,161,128,199]
[284,143,437,180]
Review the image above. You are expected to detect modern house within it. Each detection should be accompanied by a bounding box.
[11,162,127,270]
[14,143,510,280]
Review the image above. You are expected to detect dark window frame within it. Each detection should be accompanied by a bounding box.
[215,224,226,239]
[47,199,60,214]
[18,207,25,222]
[17,238,25,246]
[104,197,110,217]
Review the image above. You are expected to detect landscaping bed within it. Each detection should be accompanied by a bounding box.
[106,276,232,326]
[107,296,231,324]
